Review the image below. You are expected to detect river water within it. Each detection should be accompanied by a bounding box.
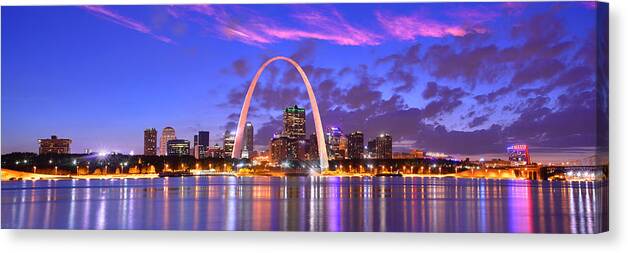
[1,176,608,233]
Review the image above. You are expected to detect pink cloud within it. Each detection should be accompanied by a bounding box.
[375,11,480,40]
[167,5,380,46]
[82,6,174,44]
[288,9,381,46]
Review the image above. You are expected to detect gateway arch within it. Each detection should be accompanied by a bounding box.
[231,56,329,170]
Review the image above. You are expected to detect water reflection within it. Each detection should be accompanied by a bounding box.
[1,177,608,233]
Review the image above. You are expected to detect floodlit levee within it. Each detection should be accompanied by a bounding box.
[231,56,329,170]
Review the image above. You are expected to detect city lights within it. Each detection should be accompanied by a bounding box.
[0,2,609,235]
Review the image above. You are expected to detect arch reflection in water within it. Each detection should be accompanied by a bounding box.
[0,177,608,233]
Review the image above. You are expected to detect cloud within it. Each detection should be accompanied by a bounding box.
[418,124,504,154]
[286,8,382,46]
[421,81,468,119]
[446,7,501,24]
[217,7,603,159]
[376,44,422,92]
[510,58,565,85]
[505,98,597,148]
[168,5,381,46]
[423,44,501,86]
[468,115,490,128]
[82,6,174,44]
[290,40,317,62]
[375,11,487,40]
[231,58,249,77]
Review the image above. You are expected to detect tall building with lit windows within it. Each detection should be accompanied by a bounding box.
[368,133,392,159]
[244,122,254,155]
[223,130,235,158]
[143,128,157,155]
[348,131,364,159]
[159,127,176,156]
[193,131,210,159]
[167,139,190,156]
[283,105,306,139]
[270,134,295,163]
[326,127,345,160]
[308,133,319,160]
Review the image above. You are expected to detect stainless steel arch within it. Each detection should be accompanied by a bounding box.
[231,56,329,170]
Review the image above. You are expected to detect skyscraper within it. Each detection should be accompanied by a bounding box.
[198,131,210,146]
[283,105,306,139]
[370,133,393,159]
[348,131,364,159]
[367,139,376,158]
[193,131,210,159]
[159,127,176,156]
[223,130,235,158]
[244,122,254,154]
[339,135,348,159]
[326,127,344,160]
[308,133,318,160]
[206,144,224,158]
[270,134,299,163]
[144,128,157,155]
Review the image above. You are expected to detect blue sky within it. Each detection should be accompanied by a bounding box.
[1,2,607,163]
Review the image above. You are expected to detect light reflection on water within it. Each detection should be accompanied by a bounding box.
[1,176,608,233]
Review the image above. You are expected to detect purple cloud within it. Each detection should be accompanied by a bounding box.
[510,58,565,85]
[375,11,487,40]
[231,58,250,77]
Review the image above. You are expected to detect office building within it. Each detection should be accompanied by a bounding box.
[369,133,392,159]
[159,127,176,156]
[244,122,254,154]
[270,134,292,163]
[206,144,224,158]
[308,133,319,160]
[283,105,306,139]
[326,127,344,160]
[144,128,157,155]
[198,131,210,146]
[193,131,210,159]
[167,139,190,156]
[348,131,364,159]
[223,130,235,158]
[38,135,72,154]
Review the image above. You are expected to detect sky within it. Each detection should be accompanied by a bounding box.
[1,2,608,163]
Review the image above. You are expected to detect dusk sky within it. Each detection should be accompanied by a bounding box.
[1,2,608,162]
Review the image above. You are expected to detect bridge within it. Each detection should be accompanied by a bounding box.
[540,165,608,181]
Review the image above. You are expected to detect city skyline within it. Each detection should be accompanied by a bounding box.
[0,2,609,235]
[1,3,608,163]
